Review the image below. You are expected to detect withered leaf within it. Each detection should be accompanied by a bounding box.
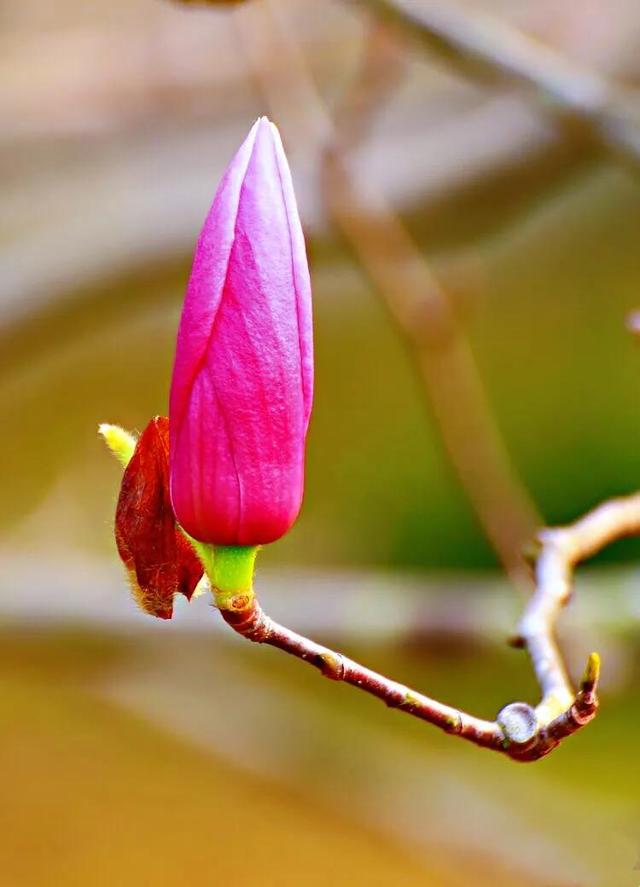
[115,416,203,619]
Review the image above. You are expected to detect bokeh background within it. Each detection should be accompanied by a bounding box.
[3,0,640,884]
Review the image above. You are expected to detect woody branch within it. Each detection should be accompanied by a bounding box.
[215,491,640,760]
[214,567,595,762]
[233,0,539,593]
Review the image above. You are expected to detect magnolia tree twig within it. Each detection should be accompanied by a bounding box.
[219,596,504,750]
[214,584,598,762]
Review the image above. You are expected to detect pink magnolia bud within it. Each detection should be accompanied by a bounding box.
[169,118,314,546]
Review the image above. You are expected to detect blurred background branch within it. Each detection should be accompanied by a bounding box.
[356,0,640,171]
[323,16,541,592]
[234,0,540,592]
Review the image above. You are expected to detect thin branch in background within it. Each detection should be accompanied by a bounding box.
[355,0,640,173]
[325,18,408,155]
[322,150,539,592]
[324,20,541,592]
[316,10,622,755]
[233,0,540,594]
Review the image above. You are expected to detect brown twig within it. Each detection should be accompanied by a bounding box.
[214,492,640,760]
[220,596,504,751]
[353,0,640,172]
[215,590,598,762]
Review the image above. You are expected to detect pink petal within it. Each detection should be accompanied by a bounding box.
[169,118,314,545]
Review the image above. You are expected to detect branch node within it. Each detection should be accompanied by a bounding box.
[399,689,420,711]
[219,599,271,643]
[316,651,346,680]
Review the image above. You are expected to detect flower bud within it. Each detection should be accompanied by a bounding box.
[169,117,314,546]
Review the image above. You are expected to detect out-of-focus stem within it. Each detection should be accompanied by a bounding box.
[322,148,539,591]
[354,0,640,171]
[233,0,540,593]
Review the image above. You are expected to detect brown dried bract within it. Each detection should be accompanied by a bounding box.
[115,416,203,619]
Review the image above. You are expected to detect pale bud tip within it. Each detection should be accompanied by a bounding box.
[99,423,138,468]
[581,651,601,692]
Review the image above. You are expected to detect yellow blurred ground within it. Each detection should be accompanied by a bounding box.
[0,635,440,887]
